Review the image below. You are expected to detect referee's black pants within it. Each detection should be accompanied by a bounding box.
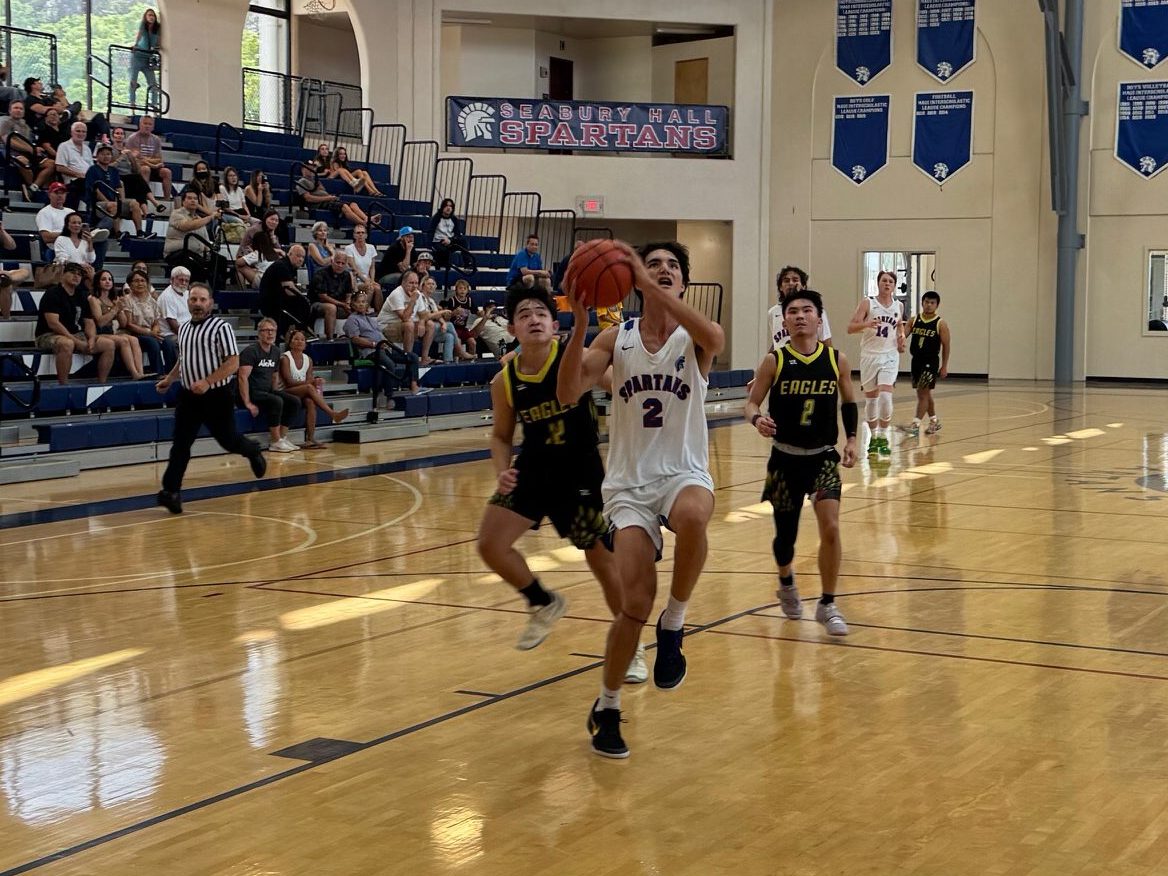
[163,386,263,493]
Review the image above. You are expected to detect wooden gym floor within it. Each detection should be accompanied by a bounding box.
[2,381,1168,875]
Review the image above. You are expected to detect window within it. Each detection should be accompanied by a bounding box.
[1146,251,1168,333]
[861,250,936,320]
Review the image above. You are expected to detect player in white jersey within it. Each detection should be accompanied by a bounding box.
[846,270,905,457]
[766,266,832,349]
[559,240,724,759]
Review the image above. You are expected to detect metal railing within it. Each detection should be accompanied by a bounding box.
[241,68,363,138]
[88,53,111,119]
[0,353,41,415]
[398,140,438,204]
[107,44,168,116]
[465,174,507,244]
[366,124,407,183]
[535,208,577,281]
[330,107,373,153]
[619,281,723,325]
[499,192,541,259]
[214,122,244,172]
[0,25,57,96]
[573,227,613,244]
[433,158,473,215]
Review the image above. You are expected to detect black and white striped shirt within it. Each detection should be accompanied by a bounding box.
[177,316,239,389]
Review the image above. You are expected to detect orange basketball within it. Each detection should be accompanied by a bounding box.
[566,239,634,309]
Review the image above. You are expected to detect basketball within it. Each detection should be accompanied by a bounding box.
[565,239,634,309]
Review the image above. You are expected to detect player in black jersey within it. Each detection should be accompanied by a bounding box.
[744,289,858,636]
[906,290,950,436]
[477,284,645,674]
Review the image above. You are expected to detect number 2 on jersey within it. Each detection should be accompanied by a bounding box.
[800,399,815,426]
[547,419,566,445]
[642,398,664,428]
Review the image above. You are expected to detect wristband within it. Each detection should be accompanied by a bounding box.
[841,402,858,438]
[750,412,763,427]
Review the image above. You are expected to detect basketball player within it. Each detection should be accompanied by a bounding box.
[477,282,648,682]
[767,265,832,349]
[847,270,905,457]
[559,240,724,759]
[744,289,856,636]
[906,290,950,436]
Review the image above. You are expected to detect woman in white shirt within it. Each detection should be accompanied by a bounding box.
[343,223,382,307]
[53,211,96,287]
[217,166,252,225]
[278,329,349,448]
[235,209,284,289]
[416,275,474,363]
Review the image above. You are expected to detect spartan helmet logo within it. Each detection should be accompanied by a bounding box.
[1140,155,1158,175]
[933,162,950,180]
[855,66,871,84]
[456,101,496,141]
[936,61,954,79]
[1143,47,1162,67]
[851,165,867,181]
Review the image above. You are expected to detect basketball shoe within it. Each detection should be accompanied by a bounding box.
[625,643,648,684]
[516,591,567,650]
[778,582,803,619]
[588,699,629,758]
[815,602,849,636]
[653,615,687,689]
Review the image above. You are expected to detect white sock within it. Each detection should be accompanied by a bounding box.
[660,596,688,631]
[913,417,922,427]
[930,414,938,422]
[599,685,621,711]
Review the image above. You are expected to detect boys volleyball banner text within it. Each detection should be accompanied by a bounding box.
[917,0,976,82]
[446,97,730,155]
[1116,81,1168,178]
[837,0,893,85]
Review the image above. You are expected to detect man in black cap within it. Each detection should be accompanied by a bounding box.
[377,225,415,288]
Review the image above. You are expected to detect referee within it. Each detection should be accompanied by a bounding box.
[155,282,266,513]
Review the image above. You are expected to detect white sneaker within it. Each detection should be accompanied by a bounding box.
[778,583,803,620]
[624,643,648,684]
[925,419,942,434]
[815,602,849,636]
[270,438,297,453]
[516,592,567,650]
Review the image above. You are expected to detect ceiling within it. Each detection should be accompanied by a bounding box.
[441,12,729,40]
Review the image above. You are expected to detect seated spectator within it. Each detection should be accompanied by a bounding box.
[0,218,31,319]
[87,143,150,240]
[417,275,473,364]
[0,64,23,112]
[412,248,435,289]
[244,169,272,216]
[309,249,356,338]
[258,244,310,338]
[427,198,475,272]
[235,209,284,289]
[34,262,114,384]
[441,277,477,357]
[506,232,550,287]
[121,258,151,297]
[376,225,414,287]
[88,268,144,378]
[377,269,423,352]
[471,300,516,358]
[122,268,174,374]
[330,146,385,196]
[54,121,95,209]
[52,212,97,288]
[184,160,219,219]
[345,290,420,410]
[217,166,253,226]
[293,164,375,228]
[51,83,109,142]
[35,182,71,275]
[305,221,333,279]
[125,114,173,201]
[157,265,192,341]
[342,223,381,306]
[34,106,68,163]
[279,328,350,448]
[164,187,216,261]
[0,99,56,197]
[308,142,332,175]
[238,318,300,453]
[22,78,56,123]
[110,126,166,215]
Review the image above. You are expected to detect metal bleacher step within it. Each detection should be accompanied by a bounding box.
[0,441,51,459]
[0,455,79,484]
[331,416,428,444]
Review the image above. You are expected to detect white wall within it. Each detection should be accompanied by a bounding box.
[575,37,653,102]
[456,26,538,98]
[295,19,361,88]
[651,36,737,108]
[158,0,250,127]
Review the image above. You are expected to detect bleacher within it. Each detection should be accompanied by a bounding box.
[0,116,751,484]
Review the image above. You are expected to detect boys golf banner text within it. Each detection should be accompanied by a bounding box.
[446,97,730,155]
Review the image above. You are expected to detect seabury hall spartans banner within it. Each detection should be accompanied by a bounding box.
[917,0,976,82]
[836,0,893,85]
[1116,81,1168,179]
[912,90,974,183]
[446,97,729,155]
[832,95,890,184]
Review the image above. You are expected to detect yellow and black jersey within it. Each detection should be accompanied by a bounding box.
[909,315,942,361]
[503,339,599,460]
[767,342,840,449]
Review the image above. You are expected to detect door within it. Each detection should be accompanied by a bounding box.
[674,58,709,104]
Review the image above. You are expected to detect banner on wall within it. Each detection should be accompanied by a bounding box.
[836,0,893,86]
[1119,0,1168,70]
[912,90,974,183]
[832,95,891,184]
[444,97,730,154]
[916,0,976,82]
[1116,81,1168,179]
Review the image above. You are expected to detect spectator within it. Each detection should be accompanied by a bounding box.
[88,268,144,379]
[309,249,356,338]
[125,115,173,201]
[157,265,192,340]
[441,277,477,357]
[342,223,381,306]
[376,225,415,287]
[87,143,149,240]
[0,220,30,319]
[21,78,55,123]
[412,248,435,289]
[258,244,310,338]
[34,262,114,384]
[34,106,68,163]
[35,182,72,276]
[129,9,162,109]
[417,275,473,363]
[54,121,94,209]
[185,160,218,218]
[0,64,23,112]
[427,198,475,272]
[345,290,419,410]
[52,212,97,288]
[330,146,385,196]
[235,209,283,289]
[121,258,151,297]
[0,99,55,197]
[293,164,374,227]
[123,267,174,374]
[506,232,549,286]
[279,328,350,448]
[110,126,166,215]
[218,166,252,226]
[377,269,424,353]
[50,84,110,143]
[244,169,272,215]
[305,221,333,279]
[470,300,516,357]
[164,188,216,259]
[238,318,300,453]
[308,142,332,175]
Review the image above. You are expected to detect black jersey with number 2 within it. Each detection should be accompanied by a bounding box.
[767,342,841,449]
[504,338,599,461]
[909,314,942,360]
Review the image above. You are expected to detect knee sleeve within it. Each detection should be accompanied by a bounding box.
[864,397,879,423]
[878,391,893,421]
[772,509,801,567]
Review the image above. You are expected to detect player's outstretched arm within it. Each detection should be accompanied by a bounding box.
[556,279,616,405]
[488,372,519,495]
[836,351,858,467]
[938,319,951,378]
[846,299,872,334]
[743,352,778,439]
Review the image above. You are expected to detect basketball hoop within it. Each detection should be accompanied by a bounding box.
[303,0,337,13]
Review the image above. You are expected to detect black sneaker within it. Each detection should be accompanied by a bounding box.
[249,453,267,479]
[653,614,687,690]
[156,489,183,514]
[587,699,629,759]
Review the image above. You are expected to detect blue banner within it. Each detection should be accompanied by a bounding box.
[445,97,729,154]
[836,0,893,86]
[832,95,890,184]
[912,91,974,183]
[917,0,976,82]
[1116,81,1168,179]
[1120,0,1168,70]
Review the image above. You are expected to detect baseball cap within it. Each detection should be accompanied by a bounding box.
[47,181,67,193]
[414,249,434,262]
[397,226,416,239]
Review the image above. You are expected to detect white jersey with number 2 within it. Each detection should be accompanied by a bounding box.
[860,297,903,356]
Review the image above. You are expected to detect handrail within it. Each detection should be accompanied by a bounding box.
[88,53,112,116]
[2,130,38,196]
[108,43,170,116]
[331,107,374,147]
[0,25,58,89]
[0,353,42,414]
[367,124,407,183]
[287,160,309,210]
[214,122,244,172]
